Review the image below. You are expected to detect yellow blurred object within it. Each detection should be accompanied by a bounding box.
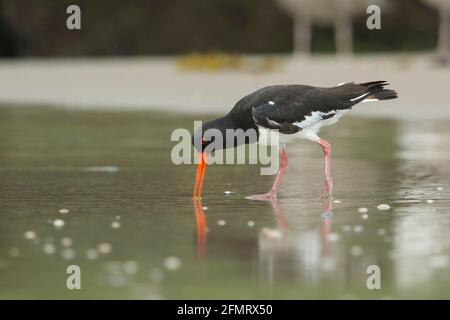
[177,52,244,71]
[177,52,281,72]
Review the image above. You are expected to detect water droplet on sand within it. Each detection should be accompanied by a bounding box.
[97,243,112,254]
[24,230,36,240]
[53,219,65,228]
[164,256,182,271]
[111,221,121,229]
[377,204,391,211]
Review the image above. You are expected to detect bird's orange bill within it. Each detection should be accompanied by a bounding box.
[193,198,207,258]
[193,152,207,199]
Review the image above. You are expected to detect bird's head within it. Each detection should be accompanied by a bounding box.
[192,118,227,154]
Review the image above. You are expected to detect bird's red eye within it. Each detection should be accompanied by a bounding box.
[201,138,206,144]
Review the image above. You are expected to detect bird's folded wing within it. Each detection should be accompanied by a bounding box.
[251,89,352,134]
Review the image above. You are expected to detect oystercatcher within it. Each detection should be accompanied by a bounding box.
[192,81,397,200]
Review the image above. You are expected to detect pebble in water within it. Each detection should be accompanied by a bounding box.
[350,245,363,256]
[111,221,121,229]
[261,227,283,239]
[436,187,443,191]
[123,260,139,275]
[362,214,369,220]
[247,221,255,227]
[353,225,364,233]
[97,243,112,254]
[217,220,226,226]
[86,248,99,260]
[426,199,434,204]
[61,248,76,260]
[333,200,341,204]
[24,230,36,240]
[61,237,73,247]
[53,219,65,228]
[59,208,69,214]
[377,228,387,236]
[115,215,121,220]
[202,206,208,211]
[164,256,182,271]
[224,191,232,195]
[358,207,369,213]
[43,243,56,255]
[377,204,391,211]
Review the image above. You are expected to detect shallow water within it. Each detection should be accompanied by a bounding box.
[0,106,449,299]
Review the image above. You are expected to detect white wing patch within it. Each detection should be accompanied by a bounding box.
[350,93,370,102]
[265,117,280,127]
[268,101,275,105]
[293,110,338,129]
[337,82,348,86]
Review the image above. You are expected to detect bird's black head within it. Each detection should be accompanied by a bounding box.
[192,116,258,153]
[192,118,226,153]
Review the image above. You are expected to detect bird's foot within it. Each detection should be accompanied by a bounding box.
[246,192,277,201]
[320,176,333,199]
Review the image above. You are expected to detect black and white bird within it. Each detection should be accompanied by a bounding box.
[192,81,397,200]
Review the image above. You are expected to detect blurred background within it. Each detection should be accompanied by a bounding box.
[1,0,450,299]
[0,0,448,57]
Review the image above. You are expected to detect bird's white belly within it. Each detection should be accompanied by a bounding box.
[258,110,348,145]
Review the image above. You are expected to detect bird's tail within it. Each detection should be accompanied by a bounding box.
[358,80,398,101]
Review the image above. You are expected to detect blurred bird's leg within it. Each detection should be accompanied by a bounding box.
[248,147,288,201]
[269,198,288,234]
[320,187,333,254]
[317,139,333,198]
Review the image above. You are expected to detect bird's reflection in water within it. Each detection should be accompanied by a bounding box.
[193,199,207,258]
[192,179,335,289]
[258,178,334,288]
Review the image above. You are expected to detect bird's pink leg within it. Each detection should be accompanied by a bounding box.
[248,147,288,201]
[318,139,333,198]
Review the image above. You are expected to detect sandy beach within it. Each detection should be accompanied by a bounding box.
[0,54,449,120]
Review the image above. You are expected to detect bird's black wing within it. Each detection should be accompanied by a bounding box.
[246,82,396,134]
